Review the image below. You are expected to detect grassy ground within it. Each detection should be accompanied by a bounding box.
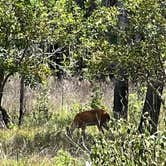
[0,77,165,165]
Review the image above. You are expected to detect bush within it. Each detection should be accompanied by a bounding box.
[90,86,105,109]
[53,149,83,166]
[90,120,166,166]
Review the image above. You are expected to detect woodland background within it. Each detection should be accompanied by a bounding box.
[0,0,165,165]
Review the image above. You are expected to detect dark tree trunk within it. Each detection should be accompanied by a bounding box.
[0,72,11,128]
[0,110,6,128]
[0,72,4,105]
[18,76,25,126]
[113,77,128,119]
[138,81,164,135]
[0,106,10,128]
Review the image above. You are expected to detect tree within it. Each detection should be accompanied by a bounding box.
[0,0,87,126]
[138,80,164,134]
[0,0,164,133]
[0,0,50,127]
[121,0,165,134]
[73,1,129,119]
[18,76,25,126]
[113,74,128,119]
[111,1,129,120]
[70,0,165,133]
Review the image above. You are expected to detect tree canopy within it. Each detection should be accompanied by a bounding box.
[0,0,165,84]
[0,0,50,86]
[75,0,166,84]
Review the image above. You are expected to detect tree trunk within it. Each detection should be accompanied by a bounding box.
[138,81,164,135]
[112,0,128,120]
[0,72,4,105]
[113,77,128,119]
[0,106,10,128]
[18,76,25,126]
[0,109,6,128]
[0,72,11,128]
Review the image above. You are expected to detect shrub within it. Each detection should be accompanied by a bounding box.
[90,120,166,166]
[90,86,105,110]
[53,149,83,166]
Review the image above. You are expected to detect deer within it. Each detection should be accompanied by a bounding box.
[66,109,110,138]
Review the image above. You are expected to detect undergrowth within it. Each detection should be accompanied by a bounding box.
[0,83,165,166]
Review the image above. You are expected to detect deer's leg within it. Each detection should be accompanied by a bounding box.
[81,126,86,139]
[67,123,76,137]
[102,122,109,131]
[66,127,70,135]
[97,124,104,134]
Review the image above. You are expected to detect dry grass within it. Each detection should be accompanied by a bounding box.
[2,76,165,128]
[2,76,114,115]
[2,76,165,130]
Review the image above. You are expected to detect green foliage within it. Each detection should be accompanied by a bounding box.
[69,0,166,83]
[0,0,165,83]
[49,0,84,45]
[128,92,144,124]
[90,86,105,109]
[91,120,166,166]
[0,0,51,90]
[31,87,52,126]
[0,0,165,165]
[119,0,166,82]
[53,149,82,166]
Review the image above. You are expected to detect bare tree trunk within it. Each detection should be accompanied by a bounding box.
[18,76,25,126]
[0,72,12,128]
[0,106,10,128]
[138,81,164,135]
[113,77,128,119]
[0,110,6,128]
[112,0,129,120]
[0,72,4,105]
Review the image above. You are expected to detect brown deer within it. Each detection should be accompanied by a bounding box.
[66,109,110,138]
